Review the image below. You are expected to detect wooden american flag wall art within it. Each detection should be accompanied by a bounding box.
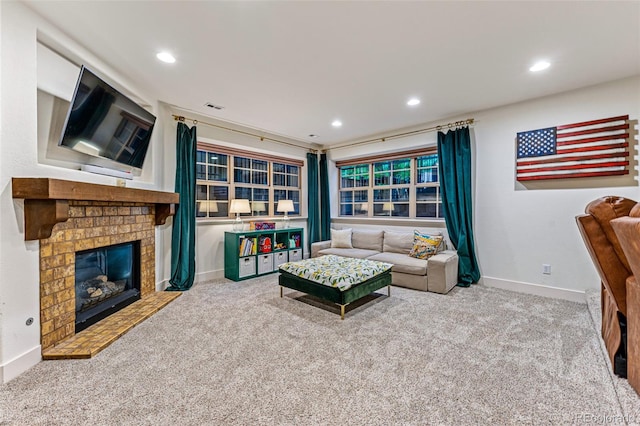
[515,115,631,181]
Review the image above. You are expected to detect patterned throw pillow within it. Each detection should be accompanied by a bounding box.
[409,231,444,259]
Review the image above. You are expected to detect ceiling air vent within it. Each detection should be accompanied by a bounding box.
[204,102,224,110]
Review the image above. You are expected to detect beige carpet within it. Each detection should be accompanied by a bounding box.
[0,275,638,425]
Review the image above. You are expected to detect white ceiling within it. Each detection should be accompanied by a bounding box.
[23,1,640,147]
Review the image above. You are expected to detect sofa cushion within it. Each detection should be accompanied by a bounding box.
[318,248,380,259]
[352,230,384,251]
[368,252,428,275]
[330,228,353,248]
[383,231,414,254]
[409,231,444,259]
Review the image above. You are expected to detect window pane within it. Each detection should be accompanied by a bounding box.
[196,164,206,180]
[417,154,439,184]
[417,203,437,218]
[392,203,409,217]
[392,170,410,185]
[196,151,206,163]
[288,190,300,203]
[273,163,285,173]
[355,202,368,216]
[373,203,392,216]
[354,190,367,202]
[392,188,410,202]
[418,168,438,183]
[417,187,437,201]
[253,188,268,202]
[287,175,298,187]
[274,189,286,202]
[374,172,390,186]
[287,165,298,175]
[252,159,268,171]
[208,166,227,181]
[196,185,207,200]
[234,156,251,168]
[373,189,390,201]
[274,174,285,186]
[341,176,354,188]
[209,152,227,165]
[252,170,268,185]
[340,191,353,203]
[234,169,250,183]
[417,155,438,168]
[340,204,353,216]
[393,159,410,170]
[235,187,252,200]
[374,161,391,172]
[209,186,228,201]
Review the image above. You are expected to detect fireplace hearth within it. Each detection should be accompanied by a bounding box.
[75,241,141,332]
[12,177,180,353]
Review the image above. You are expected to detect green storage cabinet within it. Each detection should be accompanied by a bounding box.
[224,228,303,281]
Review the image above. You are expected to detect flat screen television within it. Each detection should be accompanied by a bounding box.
[58,65,156,172]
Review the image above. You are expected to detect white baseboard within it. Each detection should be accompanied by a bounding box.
[481,276,586,303]
[155,269,225,291]
[195,269,225,283]
[1,345,41,383]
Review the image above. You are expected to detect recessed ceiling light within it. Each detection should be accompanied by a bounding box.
[529,60,550,72]
[407,98,421,106]
[156,51,176,64]
[308,134,319,138]
[331,120,342,128]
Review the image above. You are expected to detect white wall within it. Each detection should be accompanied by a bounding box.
[327,76,640,301]
[0,2,167,382]
[473,76,640,299]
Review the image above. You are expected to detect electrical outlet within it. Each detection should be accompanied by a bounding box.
[542,264,551,275]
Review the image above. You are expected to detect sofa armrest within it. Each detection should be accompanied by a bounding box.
[311,240,331,258]
[427,250,459,294]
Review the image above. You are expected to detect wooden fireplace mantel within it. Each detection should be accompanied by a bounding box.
[12,177,180,240]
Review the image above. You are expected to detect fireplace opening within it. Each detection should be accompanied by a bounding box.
[75,241,141,333]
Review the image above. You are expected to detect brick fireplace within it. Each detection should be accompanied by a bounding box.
[12,178,179,354]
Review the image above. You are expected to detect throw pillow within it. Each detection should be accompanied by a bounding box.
[331,228,353,248]
[409,230,444,259]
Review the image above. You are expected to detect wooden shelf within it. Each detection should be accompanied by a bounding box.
[12,178,179,240]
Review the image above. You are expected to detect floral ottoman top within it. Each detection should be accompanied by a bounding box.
[279,255,392,291]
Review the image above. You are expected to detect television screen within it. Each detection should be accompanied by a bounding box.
[58,66,156,171]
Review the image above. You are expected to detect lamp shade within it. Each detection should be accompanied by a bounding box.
[360,203,369,212]
[229,199,251,214]
[383,202,394,212]
[198,200,218,214]
[252,201,266,213]
[277,200,294,213]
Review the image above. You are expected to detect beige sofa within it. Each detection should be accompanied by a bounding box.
[310,229,459,294]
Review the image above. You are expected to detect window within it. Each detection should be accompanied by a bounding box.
[337,150,442,219]
[196,143,303,220]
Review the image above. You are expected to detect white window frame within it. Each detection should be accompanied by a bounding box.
[196,143,303,220]
[337,149,442,220]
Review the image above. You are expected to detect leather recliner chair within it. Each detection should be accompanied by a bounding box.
[611,212,640,394]
[576,196,637,377]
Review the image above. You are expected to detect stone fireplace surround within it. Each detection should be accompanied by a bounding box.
[12,178,179,353]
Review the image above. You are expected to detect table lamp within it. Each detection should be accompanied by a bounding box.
[277,200,294,228]
[230,199,251,231]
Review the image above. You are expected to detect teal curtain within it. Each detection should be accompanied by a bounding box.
[319,153,331,241]
[307,152,321,243]
[437,127,480,286]
[167,122,197,291]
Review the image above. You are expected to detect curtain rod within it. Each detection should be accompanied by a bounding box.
[172,114,318,153]
[326,118,474,152]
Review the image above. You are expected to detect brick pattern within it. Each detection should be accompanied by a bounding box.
[39,201,156,350]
